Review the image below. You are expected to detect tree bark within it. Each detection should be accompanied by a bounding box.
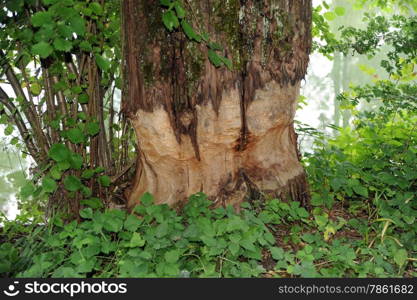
[122,0,312,209]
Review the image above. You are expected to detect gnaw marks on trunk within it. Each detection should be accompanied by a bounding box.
[122,0,312,209]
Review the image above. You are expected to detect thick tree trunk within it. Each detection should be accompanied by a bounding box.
[122,0,312,209]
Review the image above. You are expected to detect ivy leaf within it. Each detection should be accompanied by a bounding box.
[208,42,223,51]
[64,175,82,192]
[219,55,232,70]
[174,2,186,18]
[67,128,85,144]
[181,20,200,42]
[42,177,57,193]
[162,10,179,31]
[48,144,71,162]
[32,42,53,59]
[31,11,53,27]
[208,49,223,67]
[95,54,110,71]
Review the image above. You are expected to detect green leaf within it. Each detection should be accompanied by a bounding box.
[334,6,346,16]
[352,185,368,198]
[30,83,42,96]
[18,29,33,42]
[164,250,180,263]
[57,24,73,38]
[181,20,200,42]
[140,192,154,206]
[42,0,58,5]
[160,0,171,7]
[98,175,111,187]
[219,55,232,70]
[69,153,83,170]
[89,2,103,15]
[394,249,408,267]
[53,38,72,52]
[64,175,82,192]
[208,49,223,67]
[103,214,124,232]
[86,122,100,136]
[270,247,284,260]
[49,144,71,162]
[124,215,142,232]
[42,177,57,193]
[31,11,53,27]
[79,41,92,52]
[50,165,62,180]
[69,16,86,36]
[95,54,110,71]
[129,232,145,247]
[315,215,328,228]
[229,243,240,256]
[67,128,85,144]
[78,93,89,104]
[80,207,93,219]
[4,125,14,136]
[80,198,103,209]
[81,186,92,197]
[174,2,186,18]
[52,267,82,278]
[32,42,53,59]
[162,10,179,31]
[297,207,309,218]
[323,11,336,21]
[208,42,223,51]
[21,183,35,198]
[6,0,24,12]
[57,161,71,171]
[81,169,95,179]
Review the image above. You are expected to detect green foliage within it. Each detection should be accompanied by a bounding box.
[2,188,416,278]
[159,0,232,70]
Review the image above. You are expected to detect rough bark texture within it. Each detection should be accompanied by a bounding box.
[122,0,312,209]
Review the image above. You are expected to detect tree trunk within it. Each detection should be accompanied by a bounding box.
[121,0,312,209]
